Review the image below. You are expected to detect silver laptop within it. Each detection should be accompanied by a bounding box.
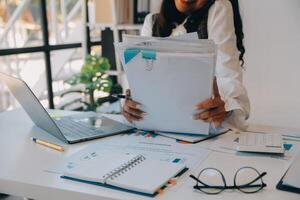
[0,73,133,144]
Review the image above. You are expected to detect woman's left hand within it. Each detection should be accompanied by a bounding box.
[193,78,226,128]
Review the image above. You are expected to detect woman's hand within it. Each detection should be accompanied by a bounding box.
[193,78,226,128]
[122,89,145,123]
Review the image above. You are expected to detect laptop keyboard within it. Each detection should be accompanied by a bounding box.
[54,118,104,140]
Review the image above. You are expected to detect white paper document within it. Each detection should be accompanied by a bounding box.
[209,131,299,161]
[115,34,216,135]
[237,132,284,154]
[48,132,210,174]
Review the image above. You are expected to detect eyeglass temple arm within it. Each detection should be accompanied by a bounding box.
[236,172,267,188]
[189,174,212,187]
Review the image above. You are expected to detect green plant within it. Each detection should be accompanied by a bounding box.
[63,55,122,111]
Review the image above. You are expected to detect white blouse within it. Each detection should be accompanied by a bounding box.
[141,0,250,131]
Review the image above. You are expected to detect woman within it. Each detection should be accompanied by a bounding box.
[123,0,250,131]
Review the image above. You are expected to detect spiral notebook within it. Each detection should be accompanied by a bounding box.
[61,152,187,197]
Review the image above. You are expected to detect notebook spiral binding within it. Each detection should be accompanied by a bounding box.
[102,155,146,182]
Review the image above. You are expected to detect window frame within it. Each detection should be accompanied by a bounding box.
[0,0,101,109]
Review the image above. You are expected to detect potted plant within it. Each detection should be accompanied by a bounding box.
[62,54,122,112]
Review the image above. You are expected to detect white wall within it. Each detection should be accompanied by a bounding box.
[150,0,162,13]
[240,0,300,128]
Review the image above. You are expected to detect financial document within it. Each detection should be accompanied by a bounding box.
[47,131,210,174]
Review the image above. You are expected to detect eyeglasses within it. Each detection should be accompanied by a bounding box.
[189,167,267,194]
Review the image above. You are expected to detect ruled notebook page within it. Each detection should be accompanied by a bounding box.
[63,152,138,183]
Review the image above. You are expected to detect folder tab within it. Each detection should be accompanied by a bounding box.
[124,48,140,64]
[124,49,156,64]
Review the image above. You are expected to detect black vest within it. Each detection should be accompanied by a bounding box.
[152,0,215,39]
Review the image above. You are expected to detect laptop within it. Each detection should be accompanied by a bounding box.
[0,73,134,144]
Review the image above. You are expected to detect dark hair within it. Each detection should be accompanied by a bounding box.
[152,0,245,66]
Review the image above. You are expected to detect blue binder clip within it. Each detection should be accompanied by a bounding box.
[124,49,156,71]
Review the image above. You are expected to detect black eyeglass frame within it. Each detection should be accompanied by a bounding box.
[189,166,267,195]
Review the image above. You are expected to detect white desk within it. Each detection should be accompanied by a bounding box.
[0,109,299,200]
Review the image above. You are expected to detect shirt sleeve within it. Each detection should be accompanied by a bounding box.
[207,0,250,130]
[141,13,154,36]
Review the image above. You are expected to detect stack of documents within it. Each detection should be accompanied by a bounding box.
[115,33,216,135]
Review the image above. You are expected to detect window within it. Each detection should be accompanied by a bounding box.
[0,52,48,110]
[0,0,101,112]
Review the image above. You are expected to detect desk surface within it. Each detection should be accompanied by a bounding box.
[0,109,299,200]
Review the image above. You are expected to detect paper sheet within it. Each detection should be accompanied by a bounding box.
[208,131,300,161]
[47,131,210,174]
[282,152,300,187]
[115,33,216,135]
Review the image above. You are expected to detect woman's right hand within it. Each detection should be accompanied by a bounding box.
[122,89,145,123]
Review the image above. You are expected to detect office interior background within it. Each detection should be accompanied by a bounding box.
[0,0,299,130]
